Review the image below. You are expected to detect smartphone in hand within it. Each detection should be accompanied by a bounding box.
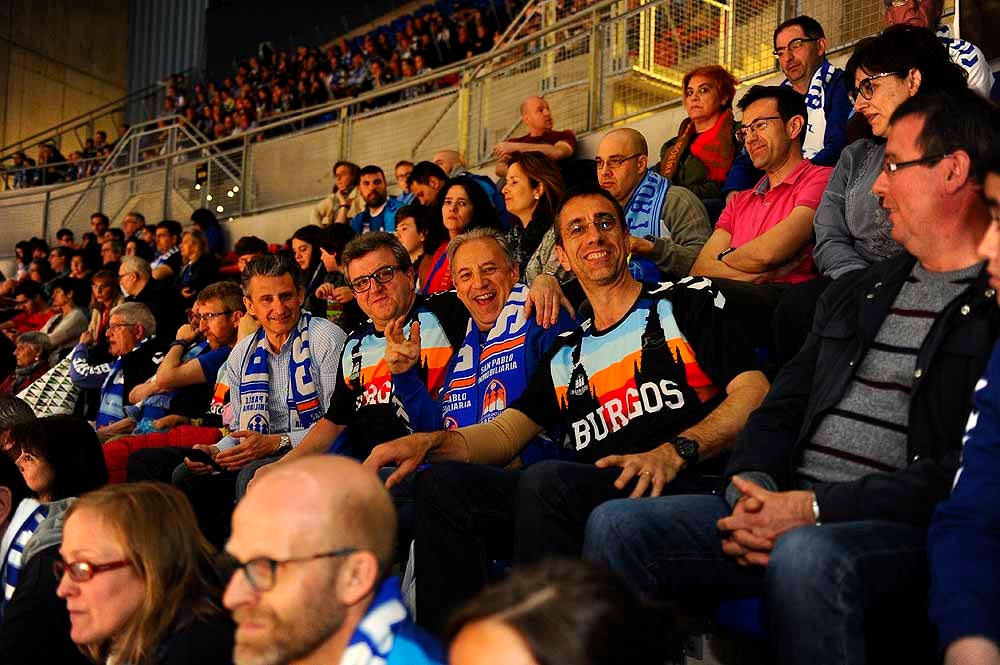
[186,448,225,472]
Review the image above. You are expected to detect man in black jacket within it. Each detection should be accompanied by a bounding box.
[583,89,1000,665]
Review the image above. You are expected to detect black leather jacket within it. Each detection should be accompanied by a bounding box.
[725,253,1000,526]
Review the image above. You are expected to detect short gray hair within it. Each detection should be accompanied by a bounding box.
[447,228,515,277]
[120,255,151,279]
[0,397,34,430]
[241,254,303,295]
[110,301,156,337]
[15,331,52,357]
[342,232,412,276]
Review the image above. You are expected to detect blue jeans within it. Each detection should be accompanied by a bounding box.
[583,494,930,665]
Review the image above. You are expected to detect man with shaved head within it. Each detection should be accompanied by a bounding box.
[223,456,443,665]
[596,127,711,282]
[493,95,577,177]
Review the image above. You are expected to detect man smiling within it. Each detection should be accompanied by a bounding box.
[368,184,768,634]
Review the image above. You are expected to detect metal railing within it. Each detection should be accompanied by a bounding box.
[0,70,197,169]
[0,0,891,252]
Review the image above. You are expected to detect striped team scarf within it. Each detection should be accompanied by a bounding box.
[1,502,48,617]
[341,576,409,665]
[239,314,322,433]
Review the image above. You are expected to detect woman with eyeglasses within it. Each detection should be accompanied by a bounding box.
[773,24,969,366]
[813,24,968,282]
[56,481,234,665]
[656,65,739,218]
[418,175,504,295]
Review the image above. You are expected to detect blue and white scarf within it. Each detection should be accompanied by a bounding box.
[624,169,670,283]
[1,502,47,617]
[239,314,323,434]
[97,336,155,428]
[786,59,836,160]
[341,576,410,665]
[150,245,179,271]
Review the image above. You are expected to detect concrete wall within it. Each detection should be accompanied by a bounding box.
[0,0,129,155]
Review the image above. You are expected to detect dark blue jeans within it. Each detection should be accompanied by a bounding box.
[583,494,930,665]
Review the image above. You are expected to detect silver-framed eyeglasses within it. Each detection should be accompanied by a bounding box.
[772,37,820,58]
[564,213,621,240]
[595,154,642,170]
[735,116,782,142]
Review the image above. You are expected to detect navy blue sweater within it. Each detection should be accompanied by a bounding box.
[929,340,1000,651]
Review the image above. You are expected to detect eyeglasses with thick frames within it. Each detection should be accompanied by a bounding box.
[563,214,621,240]
[772,37,820,58]
[349,265,403,293]
[54,558,131,583]
[881,153,950,175]
[221,547,358,593]
[189,310,233,324]
[735,116,782,142]
[849,72,904,106]
[595,154,642,171]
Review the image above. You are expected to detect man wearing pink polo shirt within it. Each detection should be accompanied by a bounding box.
[691,85,832,351]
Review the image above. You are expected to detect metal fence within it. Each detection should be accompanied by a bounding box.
[0,0,895,251]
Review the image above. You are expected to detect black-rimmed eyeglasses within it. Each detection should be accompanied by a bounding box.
[349,265,403,293]
[220,547,359,592]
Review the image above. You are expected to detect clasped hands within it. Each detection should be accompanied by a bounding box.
[717,476,816,567]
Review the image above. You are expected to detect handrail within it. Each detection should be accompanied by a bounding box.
[0,68,196,163]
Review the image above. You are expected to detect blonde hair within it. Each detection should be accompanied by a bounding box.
[65,482,221,665]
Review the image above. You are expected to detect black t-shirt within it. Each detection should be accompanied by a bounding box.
[512,278,758,463]
[324,292,468,457]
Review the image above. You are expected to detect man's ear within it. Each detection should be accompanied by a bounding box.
[787,115,806,142]
[0,487,13,528]
[554,243,572,273]
[336,551,379,607]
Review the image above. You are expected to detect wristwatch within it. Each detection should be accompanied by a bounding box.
[275,433,293,455]
[668,436,700,467]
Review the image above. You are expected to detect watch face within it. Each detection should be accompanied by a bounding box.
[673,437,699,461]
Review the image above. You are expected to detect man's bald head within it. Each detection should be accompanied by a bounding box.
[602,128,648,157]
[432,149,465,178]
[596,128,650,204]
[240,456,397,581]
[520,96,554,135]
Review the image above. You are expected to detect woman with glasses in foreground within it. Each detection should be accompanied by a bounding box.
[56,482,234,665]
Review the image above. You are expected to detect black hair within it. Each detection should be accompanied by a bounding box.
[773,15,825,46]
[156,219,183,238]
[90,212,110,227]
[190,207,220,230]
[126,238,156,262]
[422,175,503,255]
[359,164,385,179]
[395,204,428,234]
[13,280,44,300]
[56,228,74,240]
[845,25,968,101]
[13,416,108,501]
[447,559,679,665]
[408,160,448,186]
[50,276,89,308]
[291,224,324,274]
[317,224,358,264]
[891,88,1000,184]
[737,85,808,127]
[234,235,269,256]
[107,228,126,244]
